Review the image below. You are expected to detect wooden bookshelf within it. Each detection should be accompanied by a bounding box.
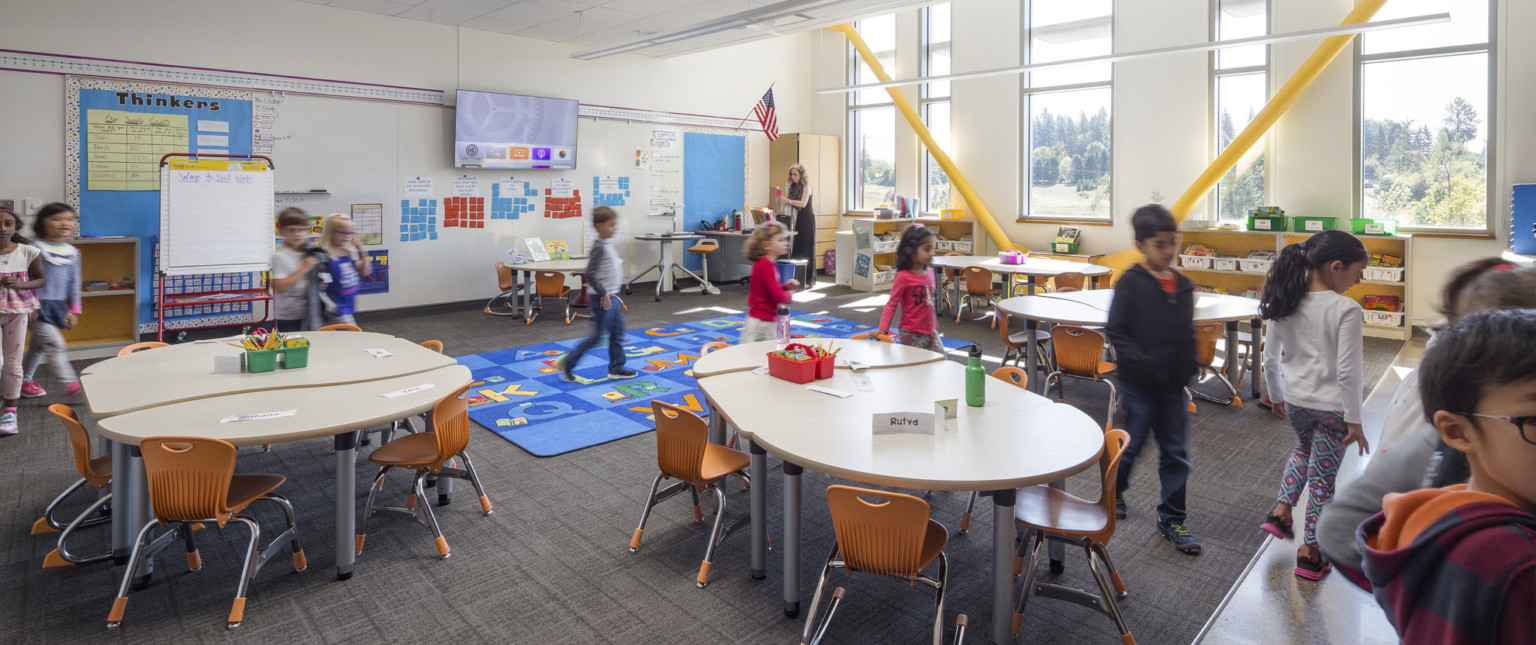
[61,238,139,349]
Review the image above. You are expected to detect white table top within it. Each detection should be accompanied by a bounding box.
[94,365,472,447]
[997,290,1261,326]
[697,356,1104,491]
[81,332,456,418]
[514,258,589,272]
[692,339,946,379]
[930,255,1113,278]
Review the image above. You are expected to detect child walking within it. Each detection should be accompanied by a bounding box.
[877,225,941,353]
[0,208,46,435]
[1105,205,1201,554]
[740,221,798,344]
[320,213,370,326]
[561,207,636,382]
[1257,229,1371,580]
[271,208,323,332]
[20,204,82,400]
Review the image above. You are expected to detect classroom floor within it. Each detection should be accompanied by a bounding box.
[0,281,1403,645]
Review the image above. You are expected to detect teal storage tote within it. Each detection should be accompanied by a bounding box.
[1246,214,1286,232]
[244,349,279,373]
[1350,218,1399,236]
[1291,216,1337,233]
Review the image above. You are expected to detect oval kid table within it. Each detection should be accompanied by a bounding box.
[509,258,590,324]
[695,343,1104,645]
[81,332,467,583]
[930,256,1114,318]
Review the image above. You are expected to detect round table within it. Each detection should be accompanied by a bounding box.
[627,233,709,301]
[507,258,589,324]
[930,256,1114,318]
[692,338,946,379]
[696,344,1104,645]
[82,333,469,582]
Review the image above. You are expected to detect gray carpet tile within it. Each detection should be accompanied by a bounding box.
[0,280,1402,644]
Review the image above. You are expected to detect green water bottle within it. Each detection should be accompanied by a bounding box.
[966,344,985,407]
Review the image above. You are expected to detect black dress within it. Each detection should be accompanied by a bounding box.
[789,183,817,283]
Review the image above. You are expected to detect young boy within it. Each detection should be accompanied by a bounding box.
[561,206,637,382]
[1358,308,1535,644]
[1105,204,1201,555]
[272,208,322,332]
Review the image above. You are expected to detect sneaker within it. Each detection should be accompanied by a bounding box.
[1260,514,1295,540]
[1156,519,1202,555]
[608,368,638,380]
[558,370,576,383]
[1114,492,1127,519]
[0,412,17,436]
[20,381,46,398]
[1295,550,1332,581]
[62,382,83,399]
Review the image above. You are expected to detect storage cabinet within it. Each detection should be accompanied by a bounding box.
[61,237,140,350]
[769,133,840,269]
[847,217,976,292]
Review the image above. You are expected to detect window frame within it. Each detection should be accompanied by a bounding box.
[1352,1,1496,235]
[1208,0,1273,224]
[1018,0,1116,224]
[846,15,897,215]
[921,2,952,215]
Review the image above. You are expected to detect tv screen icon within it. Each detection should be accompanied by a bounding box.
[532,148,551,161]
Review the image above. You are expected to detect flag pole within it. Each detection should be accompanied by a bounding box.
[735,82,775,131]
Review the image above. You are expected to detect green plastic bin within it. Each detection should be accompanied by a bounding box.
[1051,241,1080,254]
[244,349,279,373]
[1246,214,1286,232]
[280,345,309,369]
[1291,216,1337,233]
[1350,218,1399,236]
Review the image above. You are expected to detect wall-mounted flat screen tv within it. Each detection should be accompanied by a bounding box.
[454,90,578,169]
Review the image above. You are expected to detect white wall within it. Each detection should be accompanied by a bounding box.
[817,0,1532,324]
[0,0,819,313]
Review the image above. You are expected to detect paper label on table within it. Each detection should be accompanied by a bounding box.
[366,348,394,358]
[382,383,436,398]
[221,410,296,423]
[213,355,242,373]
[751,366,770,375]
[852,372,874,392]
[806,385,853,398]
[872,411,936,435]
[935,399,958,420]
[845,360,868,372]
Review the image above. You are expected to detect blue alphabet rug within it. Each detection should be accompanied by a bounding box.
[456,313,968,457]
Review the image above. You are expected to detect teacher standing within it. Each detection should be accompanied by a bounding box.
[779,163,817,287]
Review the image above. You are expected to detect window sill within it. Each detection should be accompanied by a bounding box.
[1015,218,1114,227]
[1399,230,1495,240]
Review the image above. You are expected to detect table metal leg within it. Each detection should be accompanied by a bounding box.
[127,446,152,585]
[1250,317,1263,399]
[783,460,803,618]
[952,272,963,319]
[991,488,1016,645]
[1224,320,1240,382]
[750,440,768,580]
[660,243,675,295]
[1025,319,1040,393]
[1047,480,1065,568]
[110,441,132,563]
[334,431,358,581]
[520,270,535,324]
[627,262,663,293]
[707,402,726,446]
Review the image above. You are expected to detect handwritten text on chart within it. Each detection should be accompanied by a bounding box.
[174,171,255,185]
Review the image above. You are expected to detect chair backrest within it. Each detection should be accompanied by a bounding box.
[826,485,933,579]
[700,342,730,354]
[1192,323,1222,368]
[849,331,894,343]
[1096,430,1130,540]
[535,272,567,298]
[1050,325,1109,378]
[1095,268,1114,288]
[117,342,169,356]
[419,340,444,353]
[990,366,1028,390]
[1054,272,1086,291]
[429,385,474,470]
[139,437,237,525]
[495,262,515,291]
[652,400,709,483]
[962,266,994,296]
[318,323,361,332]
[942,253,965,278]
[994,304,1025,349]
[48,404,110,488]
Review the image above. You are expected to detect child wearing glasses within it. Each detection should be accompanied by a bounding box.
[1356,308,1536,645]
[319,213,370,327]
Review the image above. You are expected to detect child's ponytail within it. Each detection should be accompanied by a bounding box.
[1259,230,1367,321]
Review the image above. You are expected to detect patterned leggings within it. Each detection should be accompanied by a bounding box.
[1277,404,1350,547]
[899,331,943,354]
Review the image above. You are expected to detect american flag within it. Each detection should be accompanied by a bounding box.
[753,88,778,141]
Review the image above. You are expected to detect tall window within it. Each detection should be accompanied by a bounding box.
[1212,0,1269,223]
[922,3,952,213]
[848,14,897,211]
[1360,0,1491,230]
[1022,0,1113,221]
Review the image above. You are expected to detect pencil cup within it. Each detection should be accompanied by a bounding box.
[243,349,280,373]
[279,345,309,369]
[814,355,834,379]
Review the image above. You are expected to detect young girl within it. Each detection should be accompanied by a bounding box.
[877,225,941,352]
[778,163,816,286]
[0,208,46,435]
[319,213,371,326]
[740,221,798,344]
[1256,229,1370,580]
[20,203,82,400]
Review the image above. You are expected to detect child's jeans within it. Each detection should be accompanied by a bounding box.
[1278,404,1351,547]
[567,296,627,374]
[23,316,77,386]
[1115,384,1192,523]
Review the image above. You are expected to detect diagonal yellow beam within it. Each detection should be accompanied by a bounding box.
[1101,0,1391,279]
[834,23,1024,252]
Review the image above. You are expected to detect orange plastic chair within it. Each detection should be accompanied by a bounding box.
[361,339,446,447]
[484,262,521,315]
[419,340,443,354]
[317,323,361,332]
[1044,325,1119,431]
[1011,274,1053,297]
[1053,272,1086,292]
[107,437,303,630]
[524,271,571,325]
[803,485,949,645]
[957,266,1002,323]
[357,384,492,561]
[849,331,895,343]
[35,405,114,568]
[994,304,1051,371]
[1189,323,1242,407]
[938,252,966,315]
[1012,430,1135,643]
[629,400,751,588]
[954,368,1033,535]
[117,342,168,356]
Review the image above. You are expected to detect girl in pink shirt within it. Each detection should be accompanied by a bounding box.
[740,222,799,344]
[878,225,941,353]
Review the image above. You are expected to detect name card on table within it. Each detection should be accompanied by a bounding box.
[873,401,957,435]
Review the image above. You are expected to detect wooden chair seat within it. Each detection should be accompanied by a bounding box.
[225,474,287,511]
[366,433,442,467]
[698,444,751,483]
[1014,485,1110,538]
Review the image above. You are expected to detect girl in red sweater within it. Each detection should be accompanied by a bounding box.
[740,222,798,344]
[878,225,941,353]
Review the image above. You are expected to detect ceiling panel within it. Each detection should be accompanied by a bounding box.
[325,0,416,16]
[417,0,523,15]
[396,4,480,24]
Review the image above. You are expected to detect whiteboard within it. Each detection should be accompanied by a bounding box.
[158,158,274,275]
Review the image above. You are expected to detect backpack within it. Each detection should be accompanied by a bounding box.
[823,249,836,276]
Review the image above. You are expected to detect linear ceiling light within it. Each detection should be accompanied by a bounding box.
[571,0,846,60]
[815,12,1449,94]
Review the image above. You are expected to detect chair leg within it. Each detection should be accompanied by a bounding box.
[1044,372,1062,401]
[801,543,843,645]
[931,553,948,645]
[696,483,728,588]
[1085,539,1136,644]
[1104,380,1119,432]
[959,492,977,535]
[1091,541,1128,597]
[1012,528,1045,636]
[225,516,263,629]
[106,520,158,629]
[630,472,665,552]
[689,485,703,523]
[42,491,115,568]
[455,451,494,515]
[260,494,307,571]
[355,466,392,556]
[412,472,450,559]
[33,477,92,534]
[179,522,202,572]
